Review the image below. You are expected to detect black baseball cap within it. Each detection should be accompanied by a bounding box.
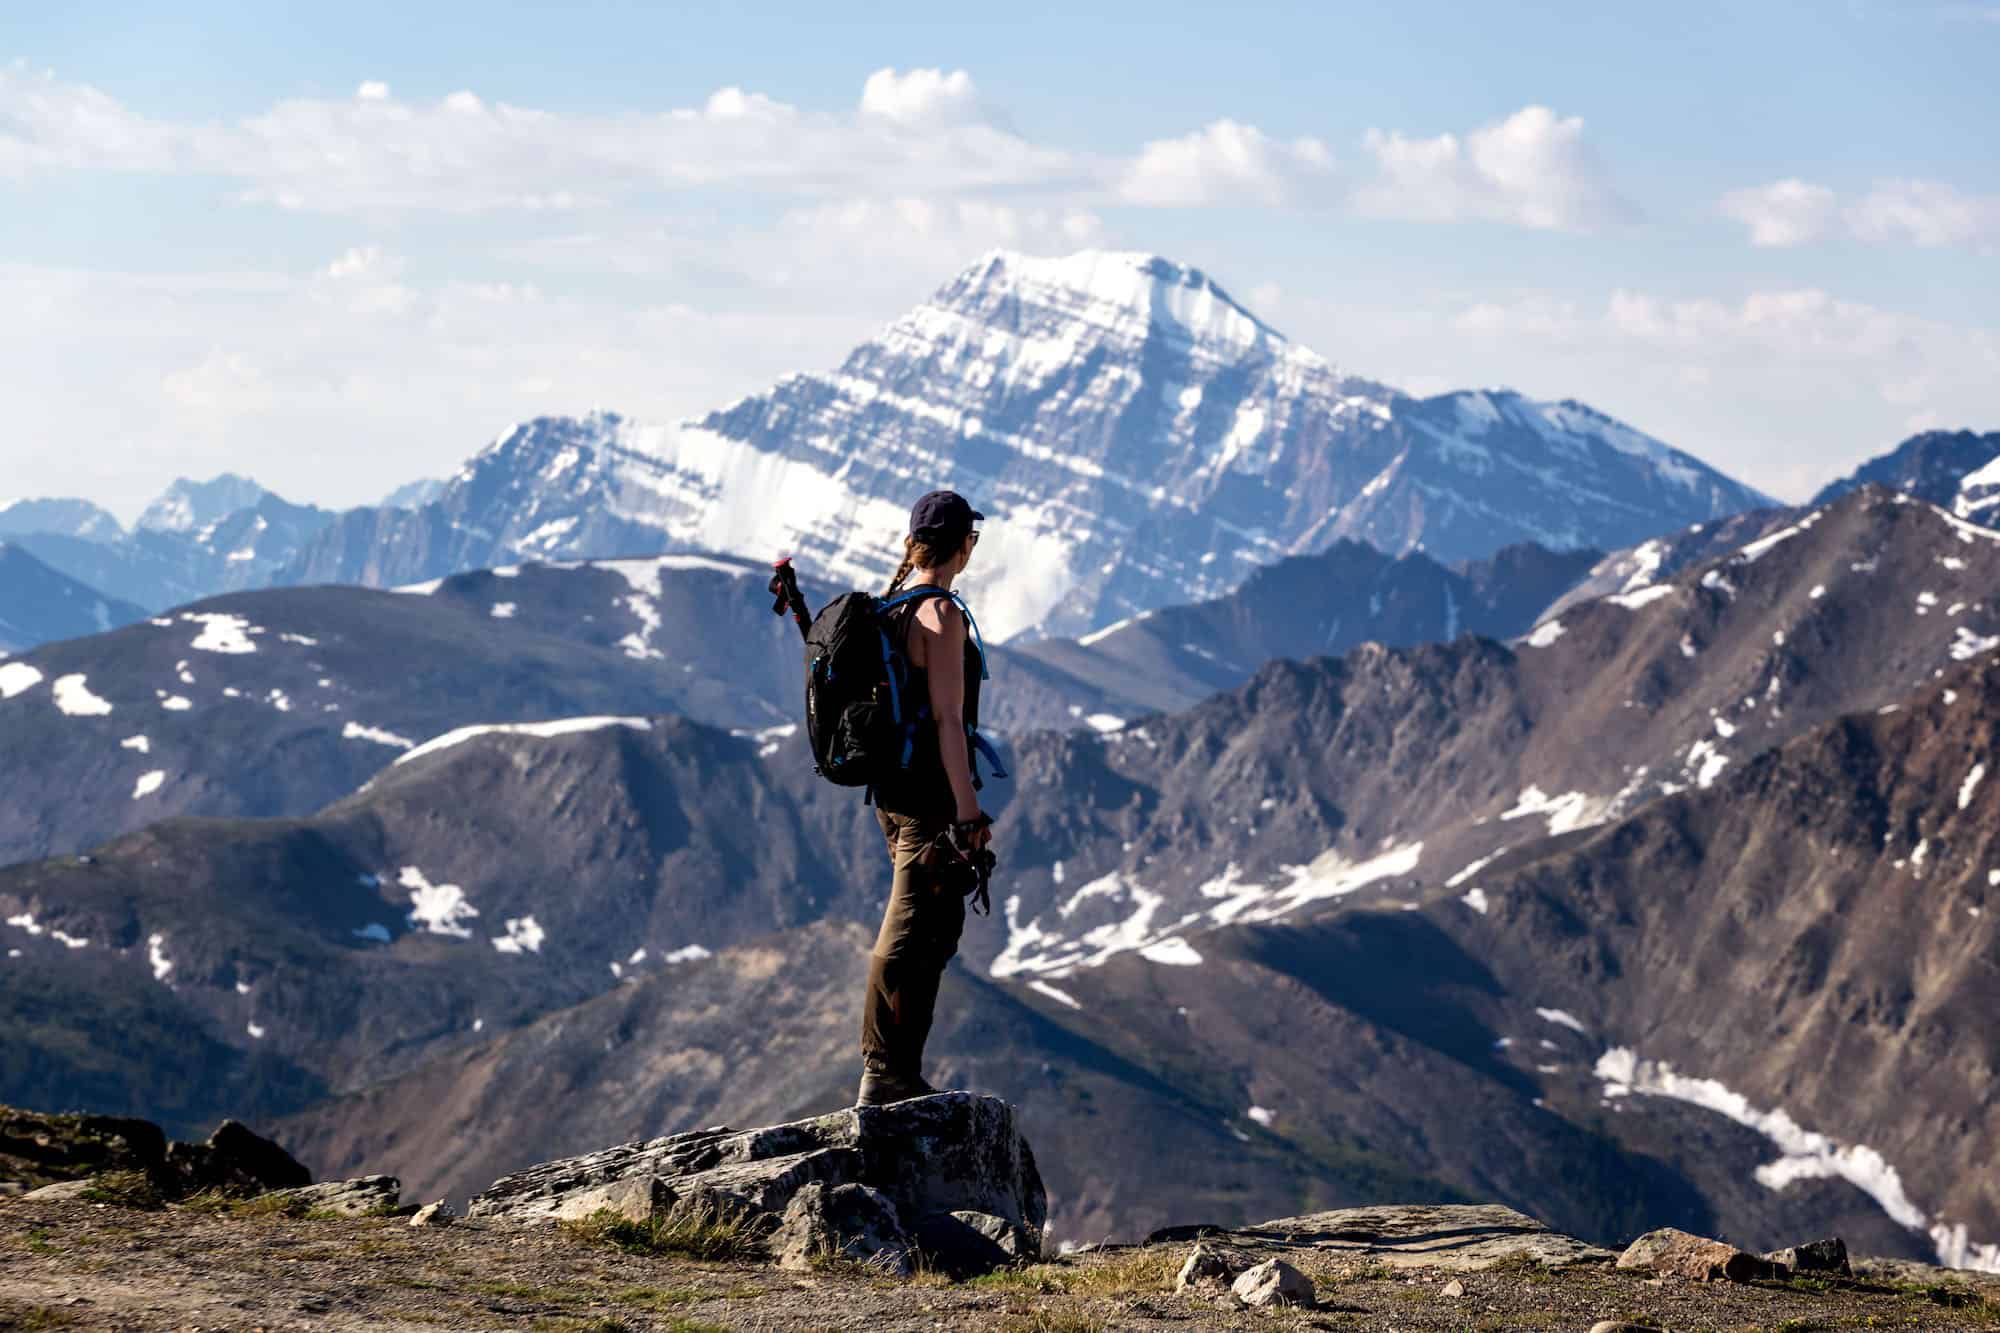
[909,490,984,540]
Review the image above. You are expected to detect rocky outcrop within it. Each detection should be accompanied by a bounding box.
[265,1175,401,1218]
[1,1106,166,1191]
[1175,1203,1617,1272]
[0,1105,308,1203]
[164,1120,312,1198]
[772,1182,913,1275]
[1618,1227,1781,1283]
[468,1093,1044,1275]
[1765,1236,1851,1277]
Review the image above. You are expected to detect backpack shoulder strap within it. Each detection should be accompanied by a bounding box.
[877,585,991,681]
[878,585,952,613]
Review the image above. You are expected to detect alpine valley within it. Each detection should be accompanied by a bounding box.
[3,251,1999,1282]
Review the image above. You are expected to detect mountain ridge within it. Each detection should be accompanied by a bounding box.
[274,249,1772,641]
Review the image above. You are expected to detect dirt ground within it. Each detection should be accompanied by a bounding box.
[3,1196,1998,1332]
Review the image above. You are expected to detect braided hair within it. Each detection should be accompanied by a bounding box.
[884,531,959,595]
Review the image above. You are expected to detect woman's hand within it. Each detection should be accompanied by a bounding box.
[955,810,994,852]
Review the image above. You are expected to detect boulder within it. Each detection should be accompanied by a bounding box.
[1232,1257,1316,1308]
[1590,1323,1666,1333]
[1175,1240,1249,1292]
[469,1092,1044,1269]
[1764,1236,1850,1277]
[1617,1228,1778,1283]
[950,1210,1036,1261]
[162,1120,311,1198]
[268,1175,401,1218]
[909,1211,1015,1280]
[772,1182,913,1276]
[409,1200,456,1228]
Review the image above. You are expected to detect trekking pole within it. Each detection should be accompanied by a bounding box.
[769,557,812,641]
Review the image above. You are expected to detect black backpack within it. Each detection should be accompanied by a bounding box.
[801,585,1002,790]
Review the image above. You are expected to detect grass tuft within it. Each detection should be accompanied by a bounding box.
[226,1192,310,1219]
[561,1198,768,1263]
[997,1312,1106,1333]
[612,1286,703,1311]
[77,1170,164,1210]
[10,1309,83,1330]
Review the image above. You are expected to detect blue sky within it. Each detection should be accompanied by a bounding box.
[4,1,1996,517]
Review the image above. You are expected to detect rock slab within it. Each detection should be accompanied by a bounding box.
[270,1175,402,1218]
[409,1200,456,1228]
[469,1093,1044,1273]
[1217,1203,1615,1271]
[1618,1228,1779,1283]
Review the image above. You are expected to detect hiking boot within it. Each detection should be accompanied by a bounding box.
[855,1069,940,1107]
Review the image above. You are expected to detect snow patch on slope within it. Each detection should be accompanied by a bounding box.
[1595,1047,1998,1272]
[396,716,653,767]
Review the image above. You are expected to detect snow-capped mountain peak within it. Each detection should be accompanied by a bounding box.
[137,474,273,535]
[280,249,1774,641]
[0,498,125,545]
[945,249,1288,355]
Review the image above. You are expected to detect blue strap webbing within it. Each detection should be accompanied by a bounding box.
[878,585,992,681]
[879,585,951,612]
[970,729,1009,781]
[950,592,991,681]
[876,626,903,728]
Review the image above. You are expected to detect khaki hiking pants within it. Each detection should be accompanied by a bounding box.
[860,809,967,1078]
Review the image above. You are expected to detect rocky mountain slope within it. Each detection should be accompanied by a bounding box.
[0,521,1614,863]
[277,250,1770,640]
[1431,654,2000,1271]
[6,484,336,613]
[0,497,125,544]
[975,485,2000,981]
[0,545,147,654]
[8,487,1999,1261]
[275,632,2000,1265]
[998,538,1600,728]
[0,713,858,1137]
[0,554,811,867]
[135,474,274,536]
[1813,428,2000,519]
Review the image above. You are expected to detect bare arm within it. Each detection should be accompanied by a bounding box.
[916,599,984,829]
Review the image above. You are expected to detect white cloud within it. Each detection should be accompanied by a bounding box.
[1353,105,1632,231]
[3,69,1626,239]
[767,195,1105,289]
[1120,119,1334,207]
[1,65,1075,213]
[0,60,187,176]
[1849,178,2000,248]
[1719,178,1839,247]
[1720,176,2000,250]
[859,67,983,126]
[1416,283,2000,498]
[161,348,275,416]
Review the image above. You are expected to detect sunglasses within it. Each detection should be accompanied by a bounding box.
[969,530,981,545]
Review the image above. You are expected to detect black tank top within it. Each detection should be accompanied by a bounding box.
[873,591,982,822]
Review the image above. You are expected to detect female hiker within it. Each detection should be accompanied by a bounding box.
[857,489,997,1108]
